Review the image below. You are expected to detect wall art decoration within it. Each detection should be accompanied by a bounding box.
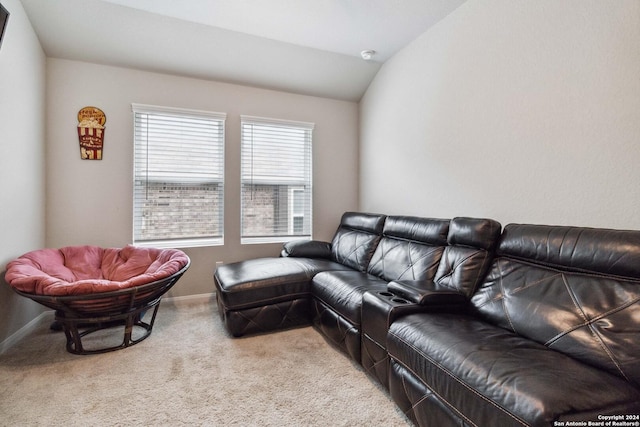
[77,106,106,160]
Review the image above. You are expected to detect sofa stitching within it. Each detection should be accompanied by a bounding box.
[370,239,400,273]
[561,273,588,322]
[508,271,563,295]
[314,300,354,348]
[355,233,366,269]
[334,230,362,265]
[362,340,388,374]
[409,374,479,427]
[396,245,441,280]
[434,251,461,282]
[414,245,443,278]
[555,275,632,382]
[409,393,432,419]
[273,301,297,327]
[435,250,486,294]
[434,254,455,287]
[469,251,490,295]
[231,299,307,334]
[406,242,416,280]
[221,291,310,310]
[313,293,361,327]
[371,355,388,370]
[336,231,356,264]
[497,262,517,333]
[388,331,529,427]
[347,232,380,272]
[472,260,563,308]
[545,294,640,347]
[396,361,474,426]
[585,321,631,383]
[399,374,415,418]
[236,308,268,333]
[370,240,441,281]
[473,258,638,383]
[390,346,509,426]
[379,239,394,273]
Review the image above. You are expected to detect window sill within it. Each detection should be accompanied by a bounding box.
[241,236,310,245]
[133,237,224,249]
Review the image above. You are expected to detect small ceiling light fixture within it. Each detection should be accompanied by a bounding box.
[360,50,376,61]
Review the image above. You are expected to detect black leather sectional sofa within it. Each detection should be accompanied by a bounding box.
[213,212,640,426]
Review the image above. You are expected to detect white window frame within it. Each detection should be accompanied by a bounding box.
[240,115,314,244]
[132,103,226,248]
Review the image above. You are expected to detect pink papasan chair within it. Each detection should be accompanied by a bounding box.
[5,245,190,355]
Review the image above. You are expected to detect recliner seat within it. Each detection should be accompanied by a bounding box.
[309,215,450,361]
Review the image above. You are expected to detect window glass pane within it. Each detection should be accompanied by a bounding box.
[133,104,225,247]
[292,189,304,214]
[240,116,313,244]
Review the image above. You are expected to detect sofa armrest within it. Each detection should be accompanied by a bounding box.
[387,280,468,306]
[362,284,468,354]
[281,240,332,259]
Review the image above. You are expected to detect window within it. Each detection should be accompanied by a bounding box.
[132,104,225,248]
[241,116,313,244]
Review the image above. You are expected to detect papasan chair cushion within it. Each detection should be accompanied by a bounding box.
[5,245,189,296]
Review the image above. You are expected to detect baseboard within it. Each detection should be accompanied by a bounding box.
[0,310,54,355]
[162,292,216,307]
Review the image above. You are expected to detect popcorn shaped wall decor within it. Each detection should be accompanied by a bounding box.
[77,106,106,160]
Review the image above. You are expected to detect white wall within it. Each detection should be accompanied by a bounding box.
[46,59,359,297]
[0,0,47,344]
[360,0,640,230]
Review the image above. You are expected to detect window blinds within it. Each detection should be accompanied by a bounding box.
[240,115,314,243]
[132,104,226,247]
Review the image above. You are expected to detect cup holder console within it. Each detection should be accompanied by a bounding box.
[377,291,409,304]
[362,289,419,389]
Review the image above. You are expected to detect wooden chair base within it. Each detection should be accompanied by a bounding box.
[56,298,161,355]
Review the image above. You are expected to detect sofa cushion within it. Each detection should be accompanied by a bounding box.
[388,313,640,427]
[367,216,449,282]
[471,224,640,386]
[214,257,347,310]
[281,240,332,258]
[446,216,502,250]
[497,223,640,277]
[330,212,386,272]
[432,217,501,297]
[311,270,387,326]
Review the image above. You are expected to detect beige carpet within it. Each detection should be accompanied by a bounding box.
[0,298,410,426]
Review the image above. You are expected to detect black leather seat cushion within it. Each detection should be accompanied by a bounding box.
[311,270,387,326]
[388,313,640,427]
[215,257,348,310]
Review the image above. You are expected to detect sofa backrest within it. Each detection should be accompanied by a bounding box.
[471,223,640,386]
[330,212,387,272]
[367,216,450,282]
[432,217,501,297]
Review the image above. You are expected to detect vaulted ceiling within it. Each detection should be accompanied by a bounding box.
[20,0,466,101]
